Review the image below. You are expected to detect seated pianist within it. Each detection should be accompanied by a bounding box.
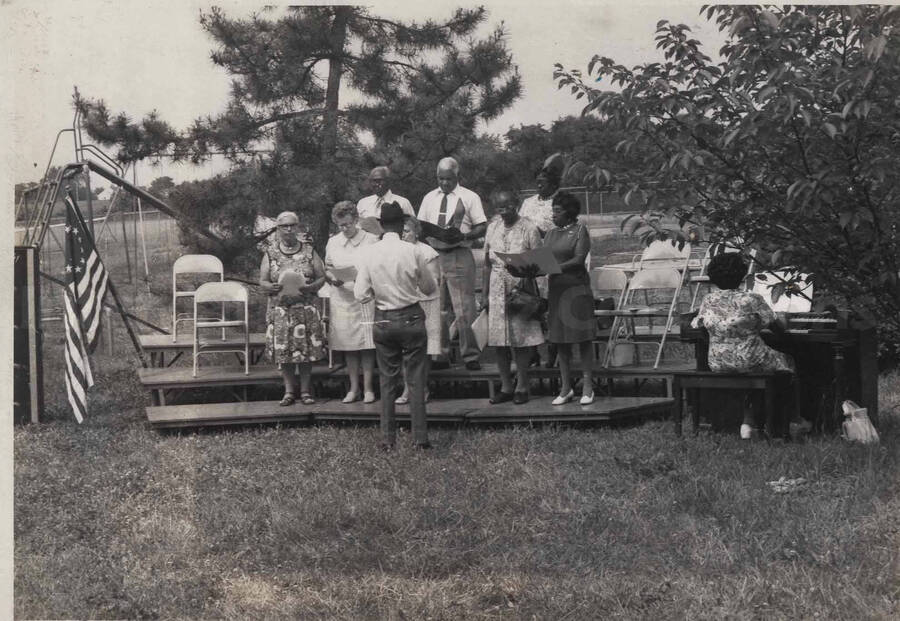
[690,252,808,439]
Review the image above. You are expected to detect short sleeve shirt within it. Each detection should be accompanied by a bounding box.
[417,184,486,248]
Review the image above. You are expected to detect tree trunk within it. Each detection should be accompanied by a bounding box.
[315,7,352,253]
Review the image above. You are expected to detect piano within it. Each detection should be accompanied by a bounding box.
[680,310,879,433]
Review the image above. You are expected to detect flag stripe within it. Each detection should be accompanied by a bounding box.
[63,194,107,421]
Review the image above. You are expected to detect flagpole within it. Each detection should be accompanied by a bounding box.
[67,191,149,369]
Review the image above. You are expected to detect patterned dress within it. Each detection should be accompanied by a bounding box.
[265,243,327,365]
[485,216,545,348]
[691,289,794,373]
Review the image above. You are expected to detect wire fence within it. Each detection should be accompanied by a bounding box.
[36,209,186,337]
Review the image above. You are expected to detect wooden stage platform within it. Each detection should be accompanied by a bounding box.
[137,345,684,429]
[146,396,674,429]
[138,361,692,405]
[139,333,267,367]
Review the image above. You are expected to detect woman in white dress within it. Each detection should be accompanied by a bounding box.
[324,201,379,403]
[395,216,441,404]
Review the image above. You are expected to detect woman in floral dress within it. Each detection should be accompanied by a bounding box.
[259,211,327,405]
[480,190,544,404]
[691,252,795,437]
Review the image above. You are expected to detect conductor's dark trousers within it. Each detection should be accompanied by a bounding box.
[373,303,428,446]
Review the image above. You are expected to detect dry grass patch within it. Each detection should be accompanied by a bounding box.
[15,375,900,618]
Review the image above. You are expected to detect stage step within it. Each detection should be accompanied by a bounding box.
[464,396,674,423]
[146,399,315,428]
[138,364,341,391]
[145,396,675,429]
[311,398,485,423]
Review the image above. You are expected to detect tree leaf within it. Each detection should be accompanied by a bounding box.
[823,122,838,138]
[770,282,786,304]
[841,99,855,119]
[723,127,741,146]
[771,249,783,266]
[760,10,779,30]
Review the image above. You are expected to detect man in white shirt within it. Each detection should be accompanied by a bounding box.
[355,202,437,450]
[356,166,416,222]
[417,157,487,370]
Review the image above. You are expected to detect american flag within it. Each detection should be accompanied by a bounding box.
[63,194,109,422]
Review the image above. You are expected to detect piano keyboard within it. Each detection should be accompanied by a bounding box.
[786,312,839,332]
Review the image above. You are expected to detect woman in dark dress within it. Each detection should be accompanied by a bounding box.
[543,192,596,405]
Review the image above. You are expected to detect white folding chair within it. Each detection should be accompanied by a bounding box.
[192,281,250,377]
[601,267,685,368]
[591,267,629,360]
[591,267,629,309]
[638,239,692,270]
[172,254,224,342]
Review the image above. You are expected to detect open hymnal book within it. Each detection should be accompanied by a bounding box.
[494,246,562,275]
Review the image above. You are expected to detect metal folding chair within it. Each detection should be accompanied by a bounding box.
[598,267,685,369]
[172,254,224,342]
[590,267,629,362]
[192,281,250,377]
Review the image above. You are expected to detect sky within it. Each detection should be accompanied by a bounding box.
[5,0,727,189]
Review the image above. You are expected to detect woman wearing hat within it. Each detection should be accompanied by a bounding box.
[259,211,327,405]
[519,153,564,368]
[324,201,379,404]
[518,154,563,236]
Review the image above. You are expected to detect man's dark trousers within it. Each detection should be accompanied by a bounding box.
[373,303,429,446]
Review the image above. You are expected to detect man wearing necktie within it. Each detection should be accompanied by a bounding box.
[356,167,415,233]
[417,157,487,370]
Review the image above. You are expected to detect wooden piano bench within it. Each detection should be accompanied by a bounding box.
[672,370,793,438]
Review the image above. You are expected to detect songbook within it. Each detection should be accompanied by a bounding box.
[277,269,306,305]
[329,264,357,283]
[423,197,467,249]
[420,220,464,245]
[494,246,562,275]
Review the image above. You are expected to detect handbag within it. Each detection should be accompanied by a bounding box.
[841,400,879,444]
[507,277,547,321]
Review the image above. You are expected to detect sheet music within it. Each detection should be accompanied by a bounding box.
[329,264,357,282]
[494,246,562,275]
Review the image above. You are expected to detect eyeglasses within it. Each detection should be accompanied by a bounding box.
[278,224,299,230]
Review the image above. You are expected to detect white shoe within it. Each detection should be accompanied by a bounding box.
[363,391,377,404]
[552,389,575,406]
[394,393,409,405]
[580,392,595,405]
[740,424,754,440]
[342,392,358,404]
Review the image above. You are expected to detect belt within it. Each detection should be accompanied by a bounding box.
[433,245,466,253]
[375,302,421,314]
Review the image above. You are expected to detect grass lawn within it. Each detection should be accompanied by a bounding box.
[14,356,900,618]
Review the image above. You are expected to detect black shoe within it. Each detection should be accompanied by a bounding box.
[431,360,451,370]
[489,391,514,405]
[513,391,529,404]
[465,360,482,371]
[415,442,433,450]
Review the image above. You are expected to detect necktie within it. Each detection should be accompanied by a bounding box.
[437,193,448,227]
[375,196,383,217]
